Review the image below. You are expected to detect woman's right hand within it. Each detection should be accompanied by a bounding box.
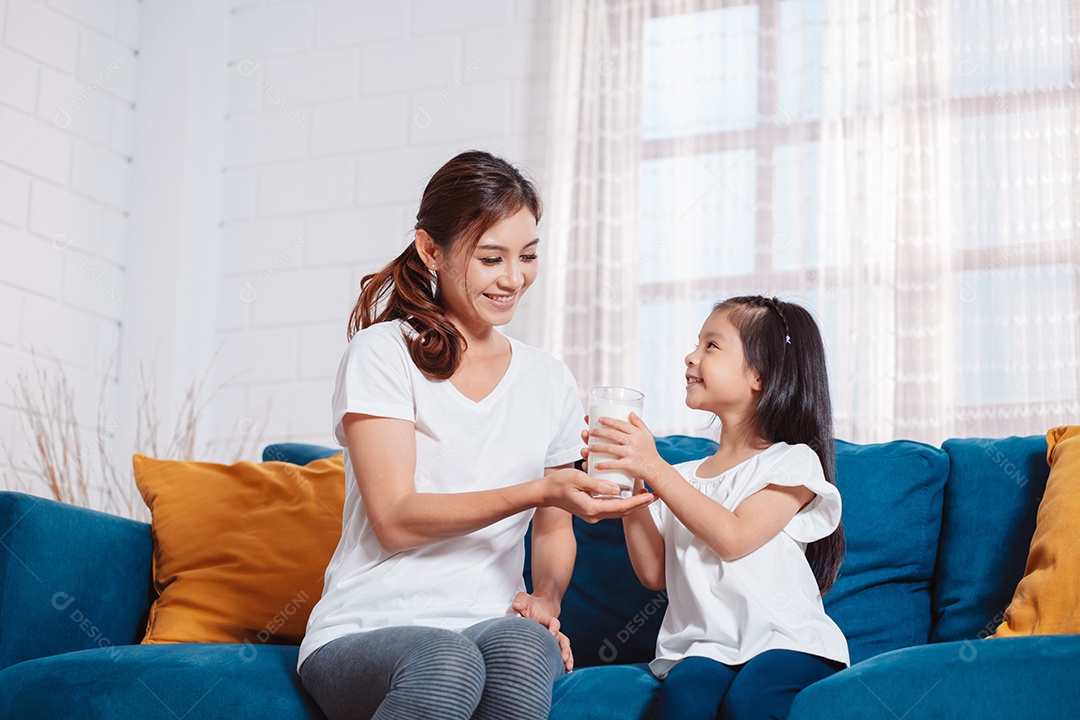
[541,467,655,522]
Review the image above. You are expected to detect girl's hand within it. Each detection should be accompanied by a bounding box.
[543,467,655,521]
[580,414,591,472]
[511,592,574,671]
[587,413,666,488]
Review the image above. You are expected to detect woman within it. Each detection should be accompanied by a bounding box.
[298,150,653,720]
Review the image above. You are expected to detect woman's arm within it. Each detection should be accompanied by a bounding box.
[590,415,812,561]
[344,414,655,553]
[526,469,577,615]
[512,469,577,671]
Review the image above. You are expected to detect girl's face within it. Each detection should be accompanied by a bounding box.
[436,207,539,333]
[684,309,762,415]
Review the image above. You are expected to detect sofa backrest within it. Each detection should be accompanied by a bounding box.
[526,437,953,667]
[0,492,154,672]
[262,443,341,465]
[931,435,1049,643]
[268,436,1052,666]
[824,439,948,664]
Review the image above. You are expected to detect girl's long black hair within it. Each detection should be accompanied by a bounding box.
[716,295,845,595]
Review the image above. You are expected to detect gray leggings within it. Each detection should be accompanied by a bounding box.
[299,616,564,720]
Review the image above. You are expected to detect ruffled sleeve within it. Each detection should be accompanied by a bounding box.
[740,444,842,544]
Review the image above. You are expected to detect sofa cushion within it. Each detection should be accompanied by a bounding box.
[788,635,1080,720]
[133,454,345,645]
[993,427,1080,637]
[550,663,659,720]
[824,440,949,664]
[0,492,153,673]
[0,643,323,719]
[931,435,1050,643]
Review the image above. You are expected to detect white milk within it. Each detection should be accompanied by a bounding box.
[588,401,642,496]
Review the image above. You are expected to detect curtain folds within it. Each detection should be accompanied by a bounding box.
[543,0,647,397]
[544,0,1080,443]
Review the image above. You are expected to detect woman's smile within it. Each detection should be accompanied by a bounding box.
[482,291,519,309]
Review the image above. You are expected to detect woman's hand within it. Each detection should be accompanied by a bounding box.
[511,592,574,671]
[586,413,667,489]
[542,467,655,521]
[511,592,561,633]
[555,630,573,672]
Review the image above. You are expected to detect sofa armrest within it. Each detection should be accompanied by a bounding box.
[789,635,1080,720]
[0,492,153,671]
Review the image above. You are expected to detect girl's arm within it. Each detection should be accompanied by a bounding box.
[644,464,811,560]
[581,428,665,590]
[591,415,812,561]
[620,480,666,590]
[344,413,655,553]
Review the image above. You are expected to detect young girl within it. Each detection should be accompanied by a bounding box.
[298,151,654,720]
[586,295,848,720]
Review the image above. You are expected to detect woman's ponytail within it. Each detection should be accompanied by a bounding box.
[347,242,465,381]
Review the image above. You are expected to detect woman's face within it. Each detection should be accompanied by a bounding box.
[437,207,540,333]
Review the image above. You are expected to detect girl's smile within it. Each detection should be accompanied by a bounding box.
[683,309,762,414]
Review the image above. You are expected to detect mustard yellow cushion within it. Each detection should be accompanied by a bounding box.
[992,426,1080,637]
[133,453,345,645]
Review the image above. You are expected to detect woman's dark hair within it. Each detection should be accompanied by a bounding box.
[715,295,845,595]
[347,150,542,379]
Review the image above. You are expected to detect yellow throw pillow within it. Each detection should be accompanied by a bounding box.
[992,426,1080,637]
[133,453,345,645]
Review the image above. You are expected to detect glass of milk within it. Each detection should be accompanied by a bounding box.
[588,386,645,498]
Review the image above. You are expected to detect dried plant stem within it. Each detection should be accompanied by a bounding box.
[5,358,90,508]
[5,352,271,521]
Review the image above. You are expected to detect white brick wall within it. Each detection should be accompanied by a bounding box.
[216,0,553,448]
[2,0,553,497]
[0,0,139,485]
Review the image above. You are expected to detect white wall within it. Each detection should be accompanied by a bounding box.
[0,0,139,488]
[0,0,553,498]
[211,0,552,448]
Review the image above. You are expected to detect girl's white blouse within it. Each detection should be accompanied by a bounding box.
[648,442,850,678]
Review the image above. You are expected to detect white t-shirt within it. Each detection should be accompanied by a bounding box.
[298,320,585,670]
[649,442,849,678]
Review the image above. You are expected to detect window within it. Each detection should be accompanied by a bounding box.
[638,0,1079,440]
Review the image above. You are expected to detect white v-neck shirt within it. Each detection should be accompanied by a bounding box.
[649,442,849,678]
[299,320,585,670]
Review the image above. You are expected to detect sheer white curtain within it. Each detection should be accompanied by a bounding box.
[543,0,646,396]
[544,0,1080,444]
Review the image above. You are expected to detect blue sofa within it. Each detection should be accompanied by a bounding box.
[1,435,1078,719]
